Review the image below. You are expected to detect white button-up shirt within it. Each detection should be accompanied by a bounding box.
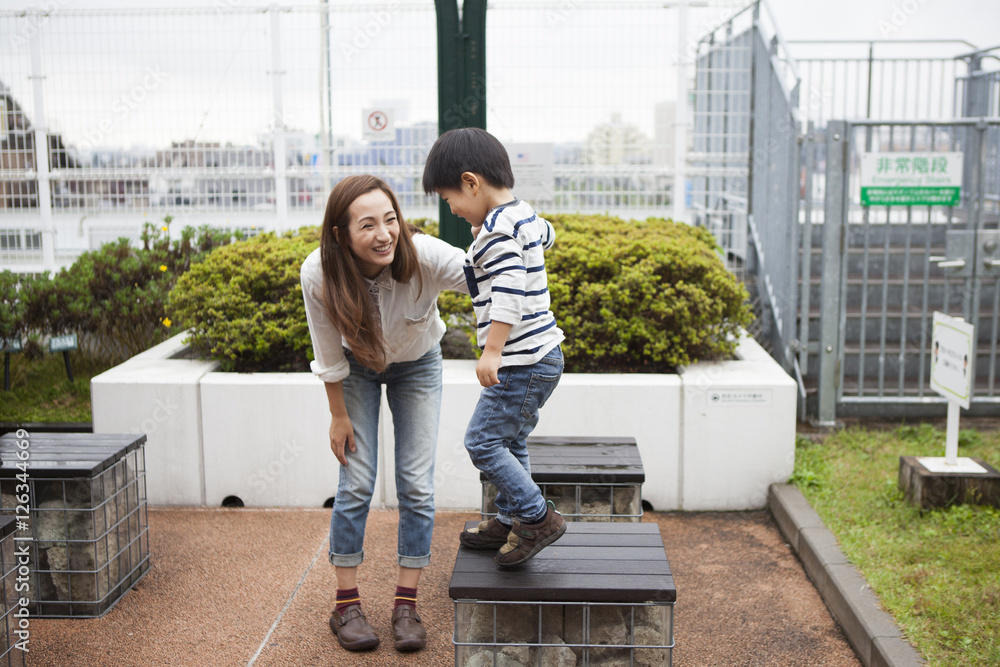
[301,233,468,383]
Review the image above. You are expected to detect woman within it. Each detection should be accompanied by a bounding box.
[300,175,467,653]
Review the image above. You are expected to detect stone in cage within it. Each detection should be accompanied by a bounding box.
[454,601,673,666]
[0,516,26,667]
[480,437,644,522]
[0,433,150,618]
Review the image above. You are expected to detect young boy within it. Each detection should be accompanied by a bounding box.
[423,127,566,568]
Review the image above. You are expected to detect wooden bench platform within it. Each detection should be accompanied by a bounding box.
[480,436,645,485]
[450,521,673,603]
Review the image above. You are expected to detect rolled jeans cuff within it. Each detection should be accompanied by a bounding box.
[329,550,364,568]
[398,552,431,569]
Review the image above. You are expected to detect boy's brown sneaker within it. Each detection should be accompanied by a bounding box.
[459,517,512,550]
[495,506,566,568]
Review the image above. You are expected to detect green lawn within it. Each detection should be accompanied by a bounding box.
[793,424,1000,667]
[0,351,110,423]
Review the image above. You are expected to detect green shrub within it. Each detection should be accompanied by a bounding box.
[167,230,318,372]
[17,220,238,364]
[169,215,752,374]
[432,214,753,370]
[545,214,753,372]
[0,271,26,345]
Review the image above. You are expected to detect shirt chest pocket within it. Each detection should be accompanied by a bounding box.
[401,300,438,343]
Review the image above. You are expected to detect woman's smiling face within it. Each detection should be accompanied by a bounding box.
[342,188,400,279]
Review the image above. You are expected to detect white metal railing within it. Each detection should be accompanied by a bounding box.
[0,1,750,273]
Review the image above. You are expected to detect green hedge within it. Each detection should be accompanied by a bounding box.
[3,221,238,364]
[546,214,752,372]
[167,215,752,374]
[167,228,319,372]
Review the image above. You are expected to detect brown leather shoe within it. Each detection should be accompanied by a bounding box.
[495,505,566,568]
[391,605,426,652]
[459,517,513,550]
[329,604,379,651]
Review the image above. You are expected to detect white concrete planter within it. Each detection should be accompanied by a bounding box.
[91,331,794,510]
[91,334,219,506]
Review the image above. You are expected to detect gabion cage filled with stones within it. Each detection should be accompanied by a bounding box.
[453,600,673,667]
[0,433,150,618]
[0,517,25,667]
[480,437,645,523]
[450,522,676,667]
[482,481,642,522]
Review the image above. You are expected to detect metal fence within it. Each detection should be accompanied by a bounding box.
[692,1,1000,420]
[798,45,1000,421]
[788,40,975,126]
[815,119,1000,420]
[690,0,801,370]
[0,1,745,274]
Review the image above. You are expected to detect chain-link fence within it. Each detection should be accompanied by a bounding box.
[1,1,745,273]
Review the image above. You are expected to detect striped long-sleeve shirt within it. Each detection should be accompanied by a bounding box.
[464,199,564,366]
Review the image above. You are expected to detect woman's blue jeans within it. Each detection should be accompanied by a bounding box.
[329,345,442,569]
[464,346,564,525]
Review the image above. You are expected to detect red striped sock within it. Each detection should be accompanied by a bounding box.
[335,587,360,613]
[394,586,417,610]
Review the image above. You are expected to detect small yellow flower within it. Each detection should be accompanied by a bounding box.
[162,317,172,328]
[159,264,168,272]
[161,226,168,232]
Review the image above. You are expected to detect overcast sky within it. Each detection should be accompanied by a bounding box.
[2,0,996,150]
[768,0,997,49]
[10,0,992,47]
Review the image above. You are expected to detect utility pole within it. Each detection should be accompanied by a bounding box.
[434,0,487,248]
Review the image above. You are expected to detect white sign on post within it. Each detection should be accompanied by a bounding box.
[930,311,974,409]
[921,312,985,473]
[504,143,555,206]
[362,108,394,141]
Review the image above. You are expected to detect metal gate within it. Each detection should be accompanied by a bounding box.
[815,118,1000,421]
[691,4,1000,421]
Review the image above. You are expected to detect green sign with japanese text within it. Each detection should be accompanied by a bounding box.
[860,152,962,206]
[49,333,78,353]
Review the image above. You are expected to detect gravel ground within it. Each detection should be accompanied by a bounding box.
[26,507,861,666]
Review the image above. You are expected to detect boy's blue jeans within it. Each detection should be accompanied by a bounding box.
[465,346,564,525]
[329,345,442,569]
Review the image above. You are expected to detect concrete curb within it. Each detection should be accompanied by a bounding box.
[768,483,926,667]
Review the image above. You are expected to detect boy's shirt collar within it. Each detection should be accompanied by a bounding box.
[483,198,520,231]
[486,198,519,217]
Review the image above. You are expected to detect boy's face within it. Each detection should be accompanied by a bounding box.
[437,184,488,227]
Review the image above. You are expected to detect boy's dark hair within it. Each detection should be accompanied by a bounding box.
[422,127,515,193]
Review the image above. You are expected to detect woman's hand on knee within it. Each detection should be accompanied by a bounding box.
[329,416,356,466]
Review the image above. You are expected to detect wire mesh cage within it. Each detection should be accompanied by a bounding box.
[481,481,643,523]
[453,600,674,667]
[0,517,26,667]
[479,437,645,522]
[0,433,149,618]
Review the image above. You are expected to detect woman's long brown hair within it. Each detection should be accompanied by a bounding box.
[319,175,423,372]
